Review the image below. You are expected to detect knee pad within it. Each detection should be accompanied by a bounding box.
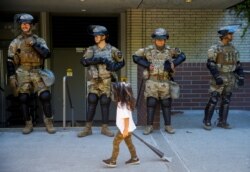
[100,94,111,105]
[222,92,232,104]
[19,93,29,104]
[88,93,98,104]
[161,98,172,108]
[39,90,51,102]
[147,97,158,107]
[209,91,219,105]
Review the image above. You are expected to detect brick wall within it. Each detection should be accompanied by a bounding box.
[136,62,250,126]
[125,9,250,126]
[173,62,250,110]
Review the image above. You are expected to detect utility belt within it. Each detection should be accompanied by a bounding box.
[19,64,41,70]
[217,64,236,73]
[149,74,170,82]
[93,76,111,81]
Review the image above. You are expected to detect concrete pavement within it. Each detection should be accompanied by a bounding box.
[0,110,250,172]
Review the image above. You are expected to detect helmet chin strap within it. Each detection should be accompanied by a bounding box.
[23,30,32,35]
[156,45,165,51]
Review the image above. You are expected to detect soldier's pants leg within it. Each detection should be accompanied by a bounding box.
[19,93,33,134]
[143,97,158,135]
[146,97,158,125]
[100,94,111,124]
[39,90,56,133]
[86,93,99,122]
[218,92,232,128]
[161,98,175,134]
[203,91,219,129]
[19,93,30,121]
[160,98,172,125]
[39,90,52,118]
[100,94,113,137]
[77,93,98,137]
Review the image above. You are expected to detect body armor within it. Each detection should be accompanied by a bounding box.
[213,42,238,73]
[85,44,122,80]
[8,34,45,67]
[18,36,42,67]
[204,38,242,130]
[208,41,238,93]
[135,45,173,81]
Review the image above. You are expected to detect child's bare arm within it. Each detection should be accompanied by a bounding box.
[123,118,129,138]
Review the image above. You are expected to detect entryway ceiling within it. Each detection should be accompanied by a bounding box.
[0,0,242,14]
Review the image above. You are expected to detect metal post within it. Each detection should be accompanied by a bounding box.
[71,108,74,127]
[63,76,67,129]
[63,68,74,128]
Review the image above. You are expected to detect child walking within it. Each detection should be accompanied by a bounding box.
[103,82,140,168]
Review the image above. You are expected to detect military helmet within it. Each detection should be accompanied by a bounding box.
[88,25,109,36]
[16,13,34,24]
[39,69,55,87]
[218,25,239,37]
[151,28,169,40]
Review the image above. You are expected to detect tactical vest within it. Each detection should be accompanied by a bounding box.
[91,44,114,79]
[215,43,238,73]
[144,45,172,78]
[17,35,42,67]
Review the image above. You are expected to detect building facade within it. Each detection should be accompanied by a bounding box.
[0,8,249,127]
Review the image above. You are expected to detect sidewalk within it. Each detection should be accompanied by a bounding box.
[0,110,249,172]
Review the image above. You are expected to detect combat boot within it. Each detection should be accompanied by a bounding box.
[217,122,232,129]
[101,124,114,137]
[203,122,212,130]
[22,120,33,134]
[165,125,175,134]
[203,103,216,130]
[44,117,56,134]
[217,100,231,129]
[143,125,153,135]
[77,122,92,137]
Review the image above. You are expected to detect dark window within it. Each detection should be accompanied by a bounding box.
[51,16,118,48]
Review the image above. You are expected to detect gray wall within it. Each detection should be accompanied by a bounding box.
[52,48,85,121]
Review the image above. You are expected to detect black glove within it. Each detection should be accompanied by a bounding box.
[117,51,122,59]
[80,58,89,66]
[106,60,125,72]
[164,60,172,72]
[80,57,104,66]
[215,76,223,85]
[101,58,110,65]
[238,78,244,86]
[93,57,105,64]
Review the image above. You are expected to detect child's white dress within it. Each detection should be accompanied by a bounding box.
[116,102,136,133]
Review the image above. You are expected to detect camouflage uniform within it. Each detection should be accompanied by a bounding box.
[133,28,186,135]
[208,41,238,94]
[78,25,125,137]
[84,44,123,97]
[203,25,244,130]
[8,34,49,95]
[6,14,56,134]
[134,45,174,99]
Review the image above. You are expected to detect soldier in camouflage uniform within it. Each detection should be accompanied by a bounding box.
[133,28,186,135]
[203,25,244,130]
[6,14,56,134]
[78,25,125,137]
